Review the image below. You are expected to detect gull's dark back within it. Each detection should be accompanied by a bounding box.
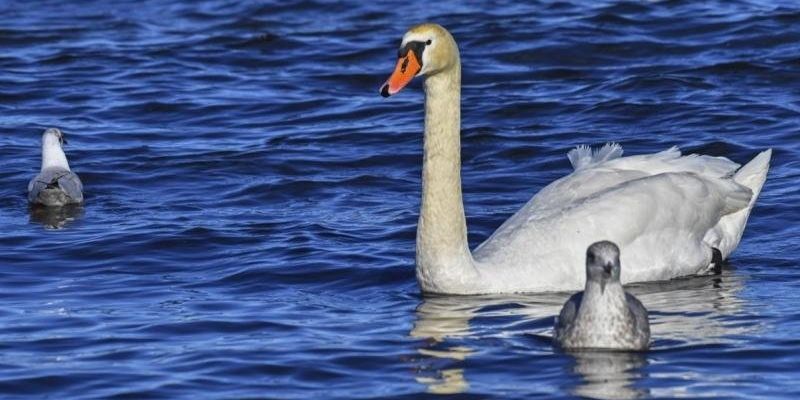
[554,292,582,338]
[28,168,84,206]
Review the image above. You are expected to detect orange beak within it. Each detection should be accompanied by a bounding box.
[380,50,421,97]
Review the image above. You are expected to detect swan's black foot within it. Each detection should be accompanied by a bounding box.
[710,247,723,275]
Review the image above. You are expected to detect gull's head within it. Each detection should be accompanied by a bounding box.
[380,23,460,97]
[586,241,621,293]
[42,127,67,147]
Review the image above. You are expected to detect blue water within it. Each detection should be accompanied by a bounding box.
[0,0,798,398]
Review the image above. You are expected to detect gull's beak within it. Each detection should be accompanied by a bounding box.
[603,263,613,276]
[380,49,421,97]
[600,263,613,294]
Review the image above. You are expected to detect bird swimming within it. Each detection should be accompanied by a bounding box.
[28,128,84,207]
[379,23,771,294]
[554,241,650,351]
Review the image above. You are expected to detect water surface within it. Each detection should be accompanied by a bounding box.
[0,0,799,398]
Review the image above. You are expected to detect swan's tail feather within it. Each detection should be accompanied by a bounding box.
[568,143,623,171]
[719,182,753,216]
[704,149,772,259]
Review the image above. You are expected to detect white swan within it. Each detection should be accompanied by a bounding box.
[380,23,771,294]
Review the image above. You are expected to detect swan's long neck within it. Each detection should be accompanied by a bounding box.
[416,63,478,293]
[42,135,70,171]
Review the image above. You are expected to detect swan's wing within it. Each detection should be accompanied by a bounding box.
[530,145,741,217]
[601,146,740,180]
[625,293,650,340]
[521,167,647,220]
[554,292,583,338]
[569,172,752,283]
[474,170,752,288]
[478,145,745,248]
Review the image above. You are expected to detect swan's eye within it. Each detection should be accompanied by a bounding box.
[426,39,432,45]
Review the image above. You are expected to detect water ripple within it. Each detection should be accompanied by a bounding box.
[0,0,798,399]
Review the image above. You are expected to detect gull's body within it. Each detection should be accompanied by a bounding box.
[380,23,771,294]
[554,241,650,351]
[28,128,83,206]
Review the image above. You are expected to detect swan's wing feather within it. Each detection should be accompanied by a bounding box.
[603,147,739,178]
[569,144,739,179]
[567,143,623,171]
[523,168,646,218]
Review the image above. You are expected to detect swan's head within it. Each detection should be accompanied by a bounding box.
[380,23,460,97]
[42,128,67,147]
[586,241,621,293]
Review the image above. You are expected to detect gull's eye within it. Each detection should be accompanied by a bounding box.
[426,39,432,45]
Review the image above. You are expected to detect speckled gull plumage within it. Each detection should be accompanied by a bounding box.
[554,241,650,351]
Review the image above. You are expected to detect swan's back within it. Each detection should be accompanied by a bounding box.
[471,145,766,292]
[528,145,741,217]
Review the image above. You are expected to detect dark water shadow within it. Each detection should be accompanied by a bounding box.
[29,204,84,229]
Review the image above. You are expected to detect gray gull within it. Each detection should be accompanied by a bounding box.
[554,241,650,350]
[28,128,84,206]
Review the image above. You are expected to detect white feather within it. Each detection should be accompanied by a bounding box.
[567,143,623,171]
[466,145,771,293]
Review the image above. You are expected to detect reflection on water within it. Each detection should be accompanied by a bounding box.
[411,292,564,340]
[414,368,470,395]
[409,270,751,397]
[568,350,648,400]
[629,272,751,344]
[410,293,563,394]
[29,204,84,229]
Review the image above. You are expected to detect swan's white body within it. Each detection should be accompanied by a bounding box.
[383,24,771,294]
